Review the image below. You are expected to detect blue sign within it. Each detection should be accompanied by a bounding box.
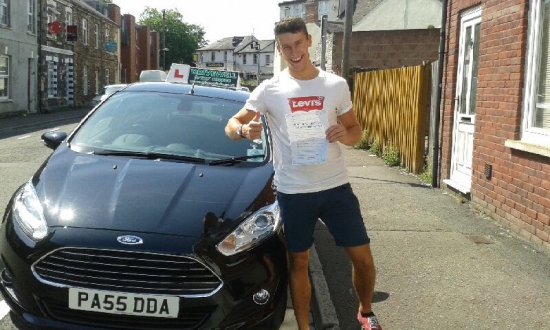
[106,41,117,53]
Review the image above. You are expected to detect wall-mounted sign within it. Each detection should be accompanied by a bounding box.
[206,62,224,67]
[106,41,117,53]
[66,25,77,42]
[48,21,62,35]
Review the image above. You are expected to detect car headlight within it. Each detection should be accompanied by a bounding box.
[217,203,281,256]
[12,180,48,241]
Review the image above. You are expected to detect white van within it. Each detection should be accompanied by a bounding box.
[139,70,167,82]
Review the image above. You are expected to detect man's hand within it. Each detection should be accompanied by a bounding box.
[244,112,262,140]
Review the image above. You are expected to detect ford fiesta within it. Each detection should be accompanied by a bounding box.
[0,81,288,329]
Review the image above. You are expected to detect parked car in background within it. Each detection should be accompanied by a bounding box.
[90,84,127,107]
[0,80,288,330]
[139,70,168,82]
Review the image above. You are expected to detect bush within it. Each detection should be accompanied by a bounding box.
[382,145,400,167]
[370,140,381,156]
[353,130,370,150]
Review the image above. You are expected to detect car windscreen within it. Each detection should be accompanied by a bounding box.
[70,91,266,163]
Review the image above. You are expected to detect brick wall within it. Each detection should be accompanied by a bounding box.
[332,29,440,72]
[441,0,550,249]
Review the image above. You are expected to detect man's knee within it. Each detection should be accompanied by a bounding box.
[289,250,310,271]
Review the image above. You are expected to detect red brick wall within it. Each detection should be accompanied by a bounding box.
[121,14,137,83]
[441,0,550,248]
[333,29,440,72]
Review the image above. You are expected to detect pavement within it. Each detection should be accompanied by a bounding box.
[2,108,550,330]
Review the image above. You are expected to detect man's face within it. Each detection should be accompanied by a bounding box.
[276,31,312,74]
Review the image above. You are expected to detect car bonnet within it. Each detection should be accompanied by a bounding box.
[31,146,274,238]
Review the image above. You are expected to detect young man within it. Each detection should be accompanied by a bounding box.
[225,17,382,330]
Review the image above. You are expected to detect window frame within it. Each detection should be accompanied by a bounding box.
[94,23,99,49]
[83,65,88,96]
[47,58,57,98]
[0,55,9,100]
[0,0,9,27]
[82,18,88,45]
[27,0,35,33]
[523,0,550,146]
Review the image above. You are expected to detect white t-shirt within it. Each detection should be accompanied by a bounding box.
[245,69,353,194]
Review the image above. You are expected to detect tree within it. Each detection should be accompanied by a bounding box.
[139,7,207,70]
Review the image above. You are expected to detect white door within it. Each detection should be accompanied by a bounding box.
[449,7,481,193]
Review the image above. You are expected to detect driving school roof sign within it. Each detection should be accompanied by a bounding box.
[166,63,240,89]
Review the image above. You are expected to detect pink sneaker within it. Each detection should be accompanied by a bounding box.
[357,311,382,330]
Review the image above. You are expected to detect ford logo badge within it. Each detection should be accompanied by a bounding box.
[117,235,143,245]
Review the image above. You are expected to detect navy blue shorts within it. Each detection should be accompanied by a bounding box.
[276,183,370,252]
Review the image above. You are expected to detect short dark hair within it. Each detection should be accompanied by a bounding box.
[274,17,308,37]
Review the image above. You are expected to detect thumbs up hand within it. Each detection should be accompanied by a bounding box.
[245,111,263,141]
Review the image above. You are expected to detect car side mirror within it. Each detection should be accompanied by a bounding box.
[41,131,68,150]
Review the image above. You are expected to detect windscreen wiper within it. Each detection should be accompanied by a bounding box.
[208,154,265,166]
[92,150,206,163]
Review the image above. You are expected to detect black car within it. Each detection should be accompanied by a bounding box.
[0,82,288,329]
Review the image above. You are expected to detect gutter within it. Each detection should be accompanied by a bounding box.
[431,0,448,188]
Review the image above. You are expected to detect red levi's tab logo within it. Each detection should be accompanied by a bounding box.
[288,96,325,113]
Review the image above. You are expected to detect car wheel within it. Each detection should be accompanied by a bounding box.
[248,288,288,330]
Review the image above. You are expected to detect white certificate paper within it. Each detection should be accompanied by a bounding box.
[286,111,328,165]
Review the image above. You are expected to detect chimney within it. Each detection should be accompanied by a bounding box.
[305,0,319,23]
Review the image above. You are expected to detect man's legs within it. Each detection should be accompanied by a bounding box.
[288,249,311,330]
[344,244,376,314]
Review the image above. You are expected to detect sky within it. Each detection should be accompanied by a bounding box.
[111,0,282,45]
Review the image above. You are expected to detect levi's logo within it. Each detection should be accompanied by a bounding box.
[288,96,325,113]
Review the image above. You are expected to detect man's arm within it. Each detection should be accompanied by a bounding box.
[225,108,262,141]
[326,108,362,146]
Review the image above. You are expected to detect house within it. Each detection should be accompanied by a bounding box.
[0,0,39,117]
[275,0,441,75]
[195,36,276,83]
[439,0,550,248]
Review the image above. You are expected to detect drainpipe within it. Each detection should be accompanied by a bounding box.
[431,0,448,188]
[37,0,44,113]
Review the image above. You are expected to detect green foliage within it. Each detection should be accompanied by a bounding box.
[418,165,433,185]
[370,140,381,156]
[382,145,400,167]
[353,130,370,150]
[139,7,207,67]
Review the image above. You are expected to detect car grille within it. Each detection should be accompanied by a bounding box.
[33,248,222,296]
[40,298,214,330]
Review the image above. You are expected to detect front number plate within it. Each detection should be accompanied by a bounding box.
[68,288,179,318]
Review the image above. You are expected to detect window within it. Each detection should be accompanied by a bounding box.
[83,65,88,96]
[47,5,57,39]
[27,0,35,33]
[95,68,99,94]
[65,9,72,26]
[82,19,88,45]
[47,59,57,98]
[224,51,227,61]
[105,69,110,85]
[266,54,271,66]
[105,28,109,41]
[94,24,98,49]
[523,0,550,146]
[253,53,258,65]
[284,6,290,18]
[0,55,9,99]
[0,0,9,27]
[318,0,329,16]
[211,52,215,61]
[243,54,247,65]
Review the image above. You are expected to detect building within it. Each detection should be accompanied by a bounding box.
[439,0,550,248]
[0,0,39,117]
[195,36,275,84]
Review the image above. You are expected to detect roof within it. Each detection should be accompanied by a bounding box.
[198,36,276,54]
[352,0,385,24]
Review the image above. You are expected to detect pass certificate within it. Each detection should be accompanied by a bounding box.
[286,111,328,165]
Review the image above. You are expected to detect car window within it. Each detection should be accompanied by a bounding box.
[71,91,266,162]
[105,86,123,95]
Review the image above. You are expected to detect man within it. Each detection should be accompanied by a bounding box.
[225,17,382,330]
